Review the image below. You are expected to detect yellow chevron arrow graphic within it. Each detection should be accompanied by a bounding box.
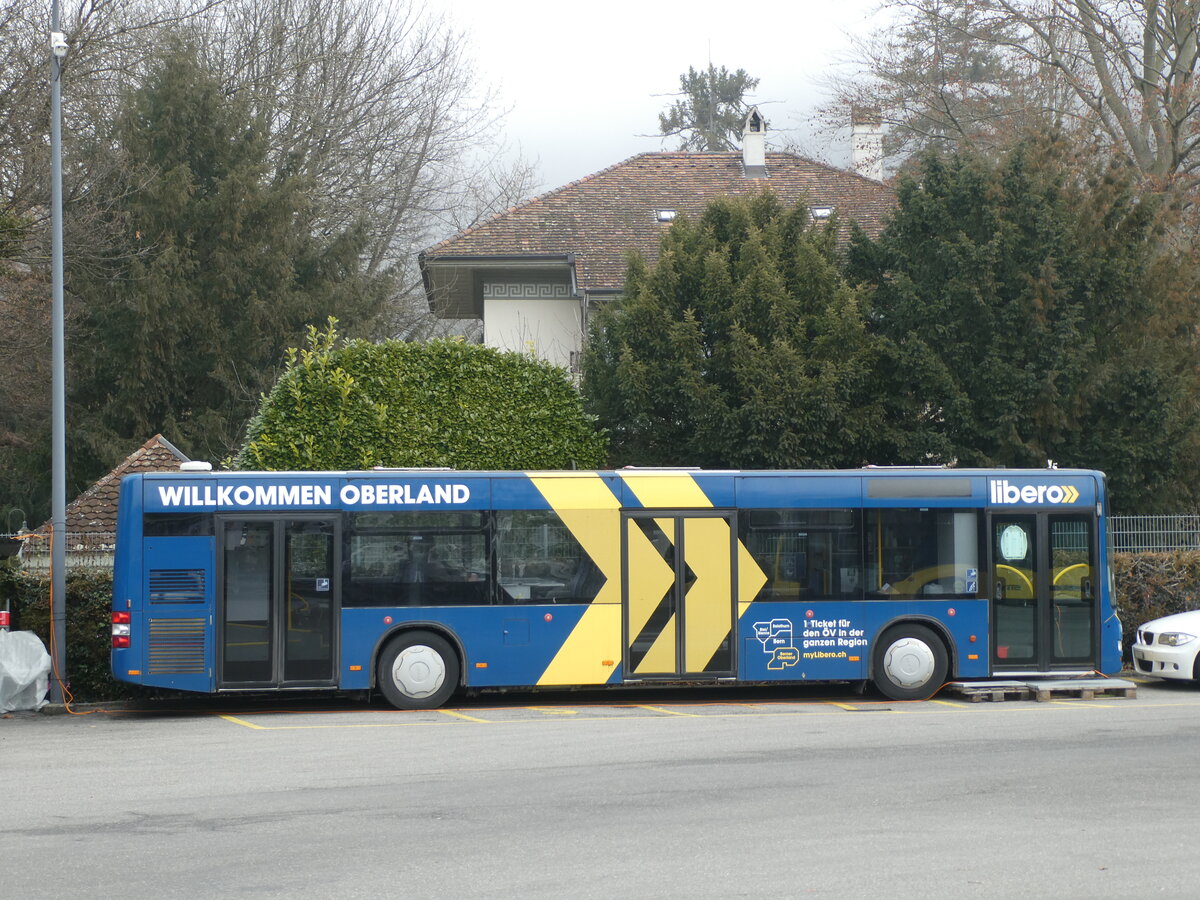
[530,474,623,686]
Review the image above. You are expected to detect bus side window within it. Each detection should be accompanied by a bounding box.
[864,509,981,599]
[741,509,862,601]
[344,512,489,607]
[496,510,602,604]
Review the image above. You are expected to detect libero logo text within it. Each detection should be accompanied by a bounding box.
[989,480,1080,505]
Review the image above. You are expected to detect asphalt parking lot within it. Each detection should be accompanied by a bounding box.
[8,670,1167,721]
[5,674,1198,899]
[7,669,1192,729]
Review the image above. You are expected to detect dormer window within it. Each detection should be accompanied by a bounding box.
[656,209,677,223]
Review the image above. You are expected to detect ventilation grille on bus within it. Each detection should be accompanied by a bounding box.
[149,569,206,604]
[148,618,207,674]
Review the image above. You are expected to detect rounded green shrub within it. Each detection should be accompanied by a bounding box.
[236,323,607,471]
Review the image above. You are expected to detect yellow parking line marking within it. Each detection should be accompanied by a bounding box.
[637,705,700,717]
[438,709,490,723]
[219,714,266,730]
[219,720,459,730]
[208,693,1174,730]
[1048,700,1118,708]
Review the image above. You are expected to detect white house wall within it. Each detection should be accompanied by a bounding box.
[483,283,580,370]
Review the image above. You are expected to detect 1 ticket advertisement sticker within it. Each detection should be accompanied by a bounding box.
[748,609,869,680]
[799,615,868,660]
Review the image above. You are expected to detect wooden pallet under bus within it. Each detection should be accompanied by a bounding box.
[945,678,1137,702]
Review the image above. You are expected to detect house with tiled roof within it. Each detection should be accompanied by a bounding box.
[420,109,895,371]
[19,434,189,573]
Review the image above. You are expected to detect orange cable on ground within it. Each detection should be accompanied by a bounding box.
[44,525,102,716]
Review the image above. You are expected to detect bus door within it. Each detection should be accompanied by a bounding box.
[218,517,339,688]
[989,513,1097,672]
[622,511,736,679]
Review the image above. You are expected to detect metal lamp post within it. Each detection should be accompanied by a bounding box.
[49,1,68,703]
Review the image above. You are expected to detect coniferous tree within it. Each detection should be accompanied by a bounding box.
[69,42,392,481]
[0,211,46,528]
[1,0,534,523]
[583,192,929,468]
[847,138,1200,512]
[658,65,760,151]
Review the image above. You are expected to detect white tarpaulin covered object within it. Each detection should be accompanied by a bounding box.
[0,630,51,712]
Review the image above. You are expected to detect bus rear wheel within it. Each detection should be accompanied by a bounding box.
[872,624,948,701]
[377,631,460,710]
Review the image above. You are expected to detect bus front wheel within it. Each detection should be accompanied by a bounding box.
[871,624,948,701]
[377,631,460,710]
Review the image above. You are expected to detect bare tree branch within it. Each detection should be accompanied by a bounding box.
[822,0,1200,188]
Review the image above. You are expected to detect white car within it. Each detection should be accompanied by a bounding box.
[1132,610,1200,682]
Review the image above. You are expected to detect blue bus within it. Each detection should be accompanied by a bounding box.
[110,466,1121,707]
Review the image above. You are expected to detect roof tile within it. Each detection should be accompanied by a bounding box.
[32,434,189,535]
[423,152,894,292]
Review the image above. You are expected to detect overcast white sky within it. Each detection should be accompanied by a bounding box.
[427,0,888,192]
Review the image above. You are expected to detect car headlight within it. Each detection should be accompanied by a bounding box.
[1158,632,1197,646]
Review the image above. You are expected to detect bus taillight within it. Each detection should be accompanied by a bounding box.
[112,611,131,649]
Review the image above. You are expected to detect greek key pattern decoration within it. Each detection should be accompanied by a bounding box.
[483,282,571,299]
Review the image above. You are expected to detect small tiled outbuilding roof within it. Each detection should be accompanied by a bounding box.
[421,151,895,296]
[34,434,189,535]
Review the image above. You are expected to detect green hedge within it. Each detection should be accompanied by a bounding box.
[0,562,148,703]
[236,326,608,471]
[1113,552,1200,659]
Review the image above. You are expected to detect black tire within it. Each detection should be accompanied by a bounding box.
[376,631,460,710]
[871,623,948,701]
